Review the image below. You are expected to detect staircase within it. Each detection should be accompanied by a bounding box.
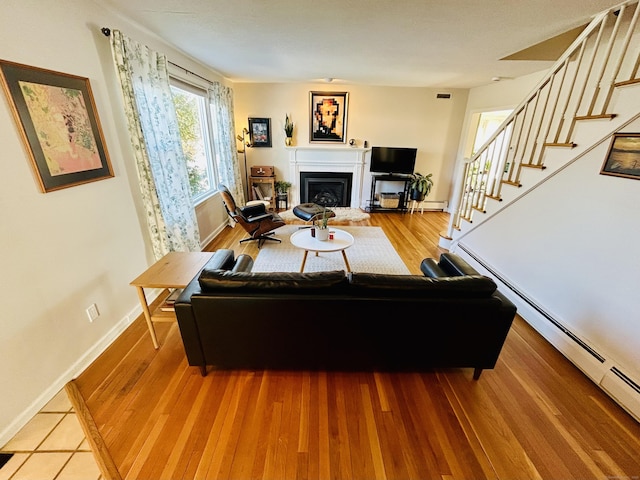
[444,0,640,421]
[447,0,640,242]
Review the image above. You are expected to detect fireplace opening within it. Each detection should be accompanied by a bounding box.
[300,172,353,207]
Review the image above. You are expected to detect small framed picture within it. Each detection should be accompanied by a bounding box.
[248,117,272,148]
[600,133,640,180]
[0,59,114,192]
[309,91,349,143]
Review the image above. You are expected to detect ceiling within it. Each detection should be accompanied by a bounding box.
[102,0,624,89]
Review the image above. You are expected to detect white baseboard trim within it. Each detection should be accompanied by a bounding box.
[505,295,640,422]
[601,369,640,421]
[453,244,640,423]
[408,200,448,212]
[0,301,144,447]
[200,223,227,250]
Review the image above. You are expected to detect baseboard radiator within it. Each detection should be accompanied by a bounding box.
[455,243,640,422]
[410,200,448,211]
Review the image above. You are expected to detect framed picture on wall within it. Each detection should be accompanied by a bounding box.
[309,91,348,143]
[248,117,272,147]
[600,133,640,180]
[0,59,114,192]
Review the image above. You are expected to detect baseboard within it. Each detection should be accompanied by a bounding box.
[453,244,640,423]
[200,223,228,250]
[0,303,141,447]
[408,200,448,211]
[521,301,640,421]
[601,369,640,420]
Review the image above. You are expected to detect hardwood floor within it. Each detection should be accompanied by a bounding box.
[73,211,640,480]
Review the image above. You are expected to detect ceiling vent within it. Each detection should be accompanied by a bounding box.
[436,93,451,99]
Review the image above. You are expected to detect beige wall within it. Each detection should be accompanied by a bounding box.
[195,195,228,246]
[233,83,468,204]
[0,0,225,444]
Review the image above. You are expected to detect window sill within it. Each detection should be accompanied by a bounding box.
[193,190,216,207]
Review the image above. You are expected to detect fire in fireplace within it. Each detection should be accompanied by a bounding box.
[300,172,353,207]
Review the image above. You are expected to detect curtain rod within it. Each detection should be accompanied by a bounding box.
[101,27,215,87]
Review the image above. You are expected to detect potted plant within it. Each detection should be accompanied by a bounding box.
[284,114,294,146]
[409,172,434,202]
[274,180,291,195]
[315,207,331,241]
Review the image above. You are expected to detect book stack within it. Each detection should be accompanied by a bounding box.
[160,288,183,312]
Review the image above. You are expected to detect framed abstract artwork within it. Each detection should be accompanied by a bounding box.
[600,133,640,180]
[0,59,114,193]
[248,117,272,147]
[309,91,348,143]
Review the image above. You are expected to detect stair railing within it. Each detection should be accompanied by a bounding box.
[453,0,640,230]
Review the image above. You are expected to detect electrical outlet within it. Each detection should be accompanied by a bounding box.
[86,303,99,322]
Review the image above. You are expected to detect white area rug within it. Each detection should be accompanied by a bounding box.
[253,225,410,274]
[278,207,370,222]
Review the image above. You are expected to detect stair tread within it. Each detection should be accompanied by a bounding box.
[614,78,640,87]
[501,180,522,187]
[543,142,576,147]
[575,113,617,120]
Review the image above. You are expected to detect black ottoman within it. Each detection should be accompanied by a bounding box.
[293,203,336,223]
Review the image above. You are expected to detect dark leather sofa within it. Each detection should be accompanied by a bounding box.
[175,249,517,379]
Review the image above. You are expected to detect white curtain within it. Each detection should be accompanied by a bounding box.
[208,82,245,205]
[109,29,201,259]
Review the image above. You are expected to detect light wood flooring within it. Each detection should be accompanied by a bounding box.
[73,211,640,480]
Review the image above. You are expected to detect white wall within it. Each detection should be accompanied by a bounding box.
[233,83,469,205]
[0,0,225,444]
[464,71,548,113]
[458,125,640,378]
[453,74,640,386]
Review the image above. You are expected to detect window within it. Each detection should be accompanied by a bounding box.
[472,109,512,155]
[170,81,217,202]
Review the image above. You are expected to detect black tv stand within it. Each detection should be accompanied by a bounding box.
[366,174,412,212]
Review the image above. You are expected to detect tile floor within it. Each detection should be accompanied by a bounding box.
[0,389,102,480]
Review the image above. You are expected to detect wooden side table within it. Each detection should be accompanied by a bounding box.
[276,193,289,211]
[130,251,214,348]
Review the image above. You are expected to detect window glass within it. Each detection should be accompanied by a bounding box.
[170,83,216,201]
[473,109,512,155]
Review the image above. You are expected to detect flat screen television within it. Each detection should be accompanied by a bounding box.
[370,146,417,175]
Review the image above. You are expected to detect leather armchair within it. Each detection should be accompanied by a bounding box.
[218,183,286,248]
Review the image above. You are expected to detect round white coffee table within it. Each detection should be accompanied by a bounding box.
[290,228,355,272]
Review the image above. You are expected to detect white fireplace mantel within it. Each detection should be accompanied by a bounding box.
[287,146,370,208]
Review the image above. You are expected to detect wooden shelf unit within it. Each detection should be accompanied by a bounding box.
[249,175,276,210]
